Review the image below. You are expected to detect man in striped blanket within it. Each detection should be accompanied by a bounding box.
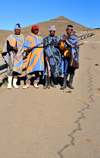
[58,25,79,90]
[2,24,24,89]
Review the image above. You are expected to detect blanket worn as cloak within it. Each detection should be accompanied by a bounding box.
[2,34,24,74]
[24,33,44,74]
[59,33,79,68]
[44,35,62,78]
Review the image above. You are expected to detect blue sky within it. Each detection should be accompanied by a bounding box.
[0,0,99,31]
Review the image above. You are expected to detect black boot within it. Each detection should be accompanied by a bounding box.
[51,75,56,88]
[68,75,74,89]
[43,75,48,89]
[60,75,68,90]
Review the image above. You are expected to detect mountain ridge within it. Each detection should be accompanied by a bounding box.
[0,16,92,50]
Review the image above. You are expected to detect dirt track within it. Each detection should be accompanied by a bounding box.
[0,34,100,158]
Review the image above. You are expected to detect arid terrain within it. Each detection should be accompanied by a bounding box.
[0,26,100,157]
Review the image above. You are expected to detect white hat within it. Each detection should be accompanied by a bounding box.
[49,25,56,31]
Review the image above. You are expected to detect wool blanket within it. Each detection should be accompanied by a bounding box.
[59,33,79,68]
[24,33,44,74]
[2,34,24,74]
[44,35,62,78]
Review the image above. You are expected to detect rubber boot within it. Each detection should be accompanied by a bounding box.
[43,75,48,89]
[60,75,68,90]
[51,75,56,88]
[68,75,74,89]
[13,76,19,89]
[7,76,12,89]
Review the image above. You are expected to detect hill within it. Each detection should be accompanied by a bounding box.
[0,16,92,50]
[21,16,92,37]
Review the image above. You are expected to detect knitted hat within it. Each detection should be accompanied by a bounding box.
[31,25,39,32]
[14,23,21,31]
[66,25,73,30]
[49,25,56,31]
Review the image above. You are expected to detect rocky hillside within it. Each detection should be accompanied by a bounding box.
[0,16,92,50]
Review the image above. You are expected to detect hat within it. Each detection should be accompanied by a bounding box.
[31,25,39,32]
[66,25,73,30]
[49,25,56,31]
[14,23,21,31]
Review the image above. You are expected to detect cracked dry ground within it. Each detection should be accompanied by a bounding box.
[0,34,100,158]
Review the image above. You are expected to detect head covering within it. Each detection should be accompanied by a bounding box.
[66,25,73,30]
[14,23,21,31]
[31,25,39,32]
[49,25,56,31]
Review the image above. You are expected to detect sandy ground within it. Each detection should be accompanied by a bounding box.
[0,34,100,158]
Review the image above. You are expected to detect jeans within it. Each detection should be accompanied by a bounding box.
[64,57,75,76]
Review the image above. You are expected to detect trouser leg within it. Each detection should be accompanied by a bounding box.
[7,55,13,89]
[60,57,69,90]
[8,55,13,76]
[23,73,31,89]
[34,72,39,85]
[45,61,51,77]
[64,57,69,76]
[25,74,32,85]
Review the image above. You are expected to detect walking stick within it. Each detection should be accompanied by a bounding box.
[46,60,50,89]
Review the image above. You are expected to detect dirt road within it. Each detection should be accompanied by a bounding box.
[0,34,100,158]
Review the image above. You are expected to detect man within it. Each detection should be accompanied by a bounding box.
[23,25,44,89]
[2,23,24,89]
[43,26,62,89]
[59,25,79,90]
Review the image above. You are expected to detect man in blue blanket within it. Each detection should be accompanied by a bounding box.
[58,25,79,90]
[43,26,62,89]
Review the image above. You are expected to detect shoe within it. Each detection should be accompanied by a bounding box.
[7,76,12,89]
[34,83,39,88]
[60,75,68,90]
[43,75,48,89]
[23,84,30,89]
[13,76,19,89]
[68,75,74,89]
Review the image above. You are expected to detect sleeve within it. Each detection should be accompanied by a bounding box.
[7,40,13,51]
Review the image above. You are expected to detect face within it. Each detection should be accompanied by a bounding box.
[67,29,72,35]
[33,29,39,35]
[50,30,55,36]
[15,29,21,35]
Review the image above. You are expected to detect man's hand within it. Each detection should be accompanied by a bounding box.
[45,56,48,61]
[63,37,66,41]
[13,47,18,52]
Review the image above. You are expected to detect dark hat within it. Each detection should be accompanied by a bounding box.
[66,25,73,30]
[14,23,21,31]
